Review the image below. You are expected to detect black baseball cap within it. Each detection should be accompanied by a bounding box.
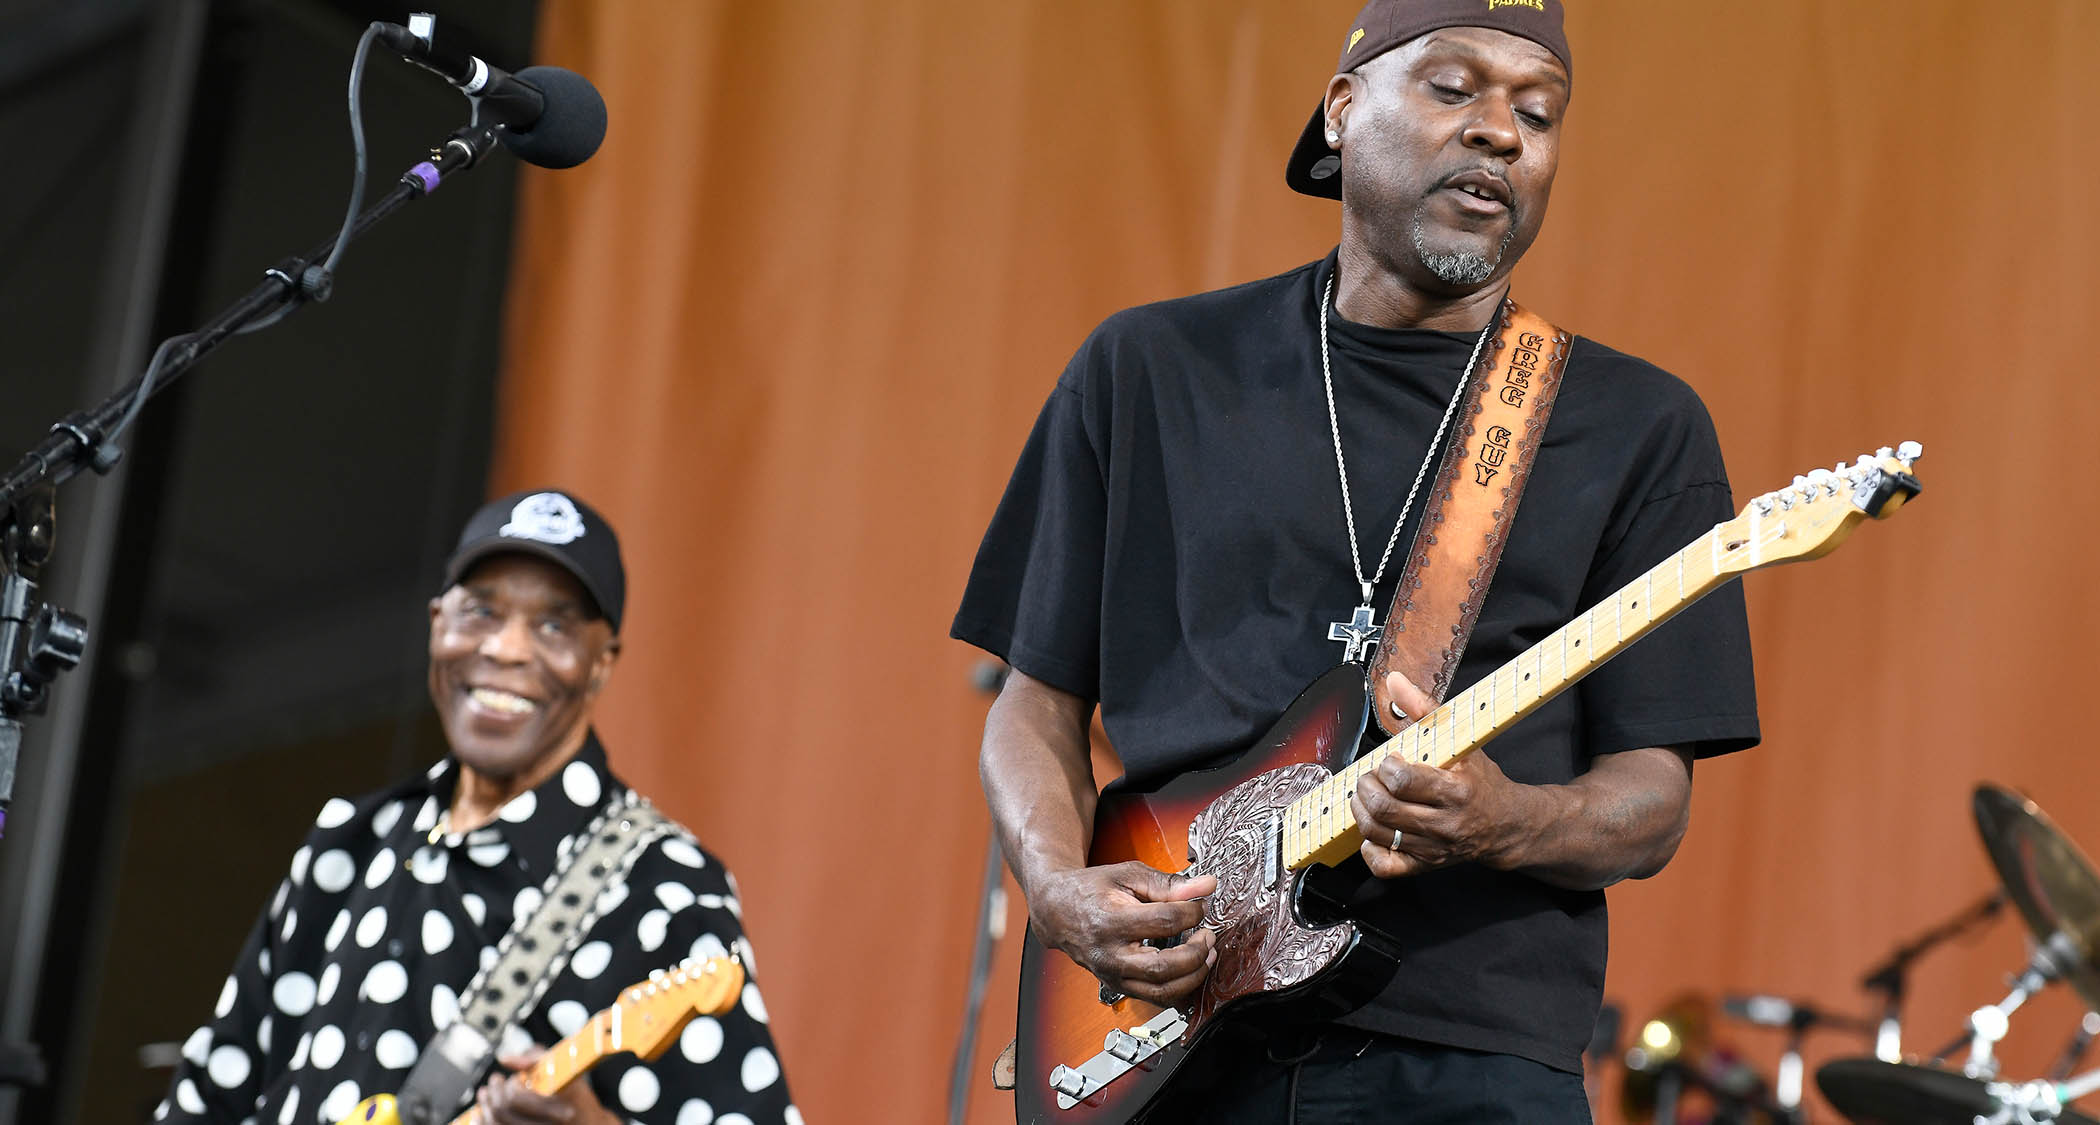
[1285,0,1573,199]
[440,489,626,632]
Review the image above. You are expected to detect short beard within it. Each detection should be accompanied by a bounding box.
[1409,211,1518,287]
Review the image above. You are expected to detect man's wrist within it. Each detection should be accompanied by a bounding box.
[1484,780,1574,872]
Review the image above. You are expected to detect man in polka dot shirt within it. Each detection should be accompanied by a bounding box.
[156,491,799,1125]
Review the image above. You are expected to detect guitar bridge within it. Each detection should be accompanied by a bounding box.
[1046,1007,1189,1109]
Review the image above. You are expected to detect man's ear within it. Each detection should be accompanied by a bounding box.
[590,634,622,693]
[1323,74,1357,145]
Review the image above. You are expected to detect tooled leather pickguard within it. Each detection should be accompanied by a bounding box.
[1185,764,1353,1028]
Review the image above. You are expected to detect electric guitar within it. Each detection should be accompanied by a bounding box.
[1014,444,1925,1124]
[335,955,743,1125]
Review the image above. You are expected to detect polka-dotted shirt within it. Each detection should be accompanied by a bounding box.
[154,736,798,1125]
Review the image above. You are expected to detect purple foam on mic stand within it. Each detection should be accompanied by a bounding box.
[407,162,442,194]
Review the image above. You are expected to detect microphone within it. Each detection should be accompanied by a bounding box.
[375,14,606,169]
[1723,994,1875,1035]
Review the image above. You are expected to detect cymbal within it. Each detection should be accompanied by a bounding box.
[1975,785,2100,1012]
[1818,1058,2100,1125]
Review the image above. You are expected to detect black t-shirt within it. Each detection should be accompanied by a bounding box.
[953,252,1760,1073]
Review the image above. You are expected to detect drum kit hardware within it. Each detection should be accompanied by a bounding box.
[1619,785,2100,1124]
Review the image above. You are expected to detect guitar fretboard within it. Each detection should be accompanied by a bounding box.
[1282,522,1745,871]
[446,1010,622,1124]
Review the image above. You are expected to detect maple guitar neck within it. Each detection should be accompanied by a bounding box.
[445,1007,625,1124]
[1283,447,1923,872]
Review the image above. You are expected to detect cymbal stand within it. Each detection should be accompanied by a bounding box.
[2050,1013,2100,1082]
[1977,1064,2100,1125]
[1937,931,2083,1079]
[1862,890,2006,1062]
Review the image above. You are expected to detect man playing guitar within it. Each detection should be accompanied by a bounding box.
[955,1,1760,1119]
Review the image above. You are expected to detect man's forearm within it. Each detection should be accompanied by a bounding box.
[1494,745,1694,892]
[979,672,1099,895]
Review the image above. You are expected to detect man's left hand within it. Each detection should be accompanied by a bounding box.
[476,1048,624,1125]
[1352,670,1537,879]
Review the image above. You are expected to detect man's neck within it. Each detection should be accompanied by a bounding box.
[448,727,590,833]
[1334,241,1510,333]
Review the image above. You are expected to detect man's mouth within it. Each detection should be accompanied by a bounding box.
[467,686,539,717]
[1439,171,1513,215]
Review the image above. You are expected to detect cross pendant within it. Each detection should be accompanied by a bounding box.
[1327,604,1382,664]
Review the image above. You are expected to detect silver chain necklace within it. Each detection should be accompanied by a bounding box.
[1320,274,1496,663]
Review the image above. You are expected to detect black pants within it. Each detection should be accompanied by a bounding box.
[1139,1030,1593,1124]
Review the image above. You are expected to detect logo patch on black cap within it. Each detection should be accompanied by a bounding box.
[499,492,587,546]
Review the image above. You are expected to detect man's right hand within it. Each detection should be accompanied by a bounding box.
[1029,862,1218,1005]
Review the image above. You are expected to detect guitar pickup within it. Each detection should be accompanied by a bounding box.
[1047,1008,1190,1109]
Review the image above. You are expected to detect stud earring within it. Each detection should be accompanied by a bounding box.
[1325,128,1341,144]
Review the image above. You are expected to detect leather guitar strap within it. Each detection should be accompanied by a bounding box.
[1368,299,1572,735]
[394,792,675,1125]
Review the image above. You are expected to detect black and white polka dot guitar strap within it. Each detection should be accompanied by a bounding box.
[394,791,676,1125]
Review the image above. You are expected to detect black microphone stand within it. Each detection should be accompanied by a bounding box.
[1859,890,2005,1061]
[0,119,508,842]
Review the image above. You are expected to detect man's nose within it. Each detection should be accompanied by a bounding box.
[479,614,534,661]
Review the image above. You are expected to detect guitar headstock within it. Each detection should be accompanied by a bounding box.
[1712,441,1923,575]
[610,955,746,1061]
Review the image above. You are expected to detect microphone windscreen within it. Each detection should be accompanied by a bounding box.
[502,66,606,169]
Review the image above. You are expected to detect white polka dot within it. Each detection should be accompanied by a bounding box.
[310,1025,344,1069]
[318,1080,360,1123]
[547,1000,589,1037]
[462,893,486,926]
[324,909,351,951]
[276,1087,299,1125]
[206,1043,250,1088]
[371,800,404,837]
[467,826,503,847]
[258,946,270,977]
[596,883,630,914]
[480,945,499,971]
[740,1046,780,1092]
[655,882,697,912]
[271,972,316,1016]
[422,910,454,954]
[498,1023,534,1059]
[214,976,237,1018]
[562,761,601,806]
[468,839,510,867]
[570,940,613,980]
[257,1017,272,1055]
[675,1099,714,1125]
[431,984,460,1028]
[734,936,758,975]
[289,846,312,886]
[741,983,768,1024]
[514,886,543,921]
[696,894,728,910]
[182,1026,211,1064]
[175,1079,205,1114]
[690,933,729,964]
[638,910,670,952]
[270,881,289,919]
[410,844,448,883]
[290,1032,311,1069]
[719,1115,754,1125]
[364,847,397,889]
[498,790,537,822]
[376,1029,419,1069]
[784,1106,804,1125]
[363,960,408,1004]
[278,908,298,943]
[315,798,355,829]
[660,839,705,868]
[317,963,341,1005]
[356,907,388,948]
[311,849,354,893]
[680,1016,723,1064]
[619,1067,661,1112]
[412,797,439,831]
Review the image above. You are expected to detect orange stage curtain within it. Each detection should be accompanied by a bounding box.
[492,3,2100,1122]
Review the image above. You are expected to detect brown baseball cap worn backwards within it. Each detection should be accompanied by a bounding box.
[1285,0,1572,200]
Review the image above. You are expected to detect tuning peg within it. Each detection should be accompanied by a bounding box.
[1753,495,1775,516]
[1896,440,1922,467]
[1875,446,1894,460]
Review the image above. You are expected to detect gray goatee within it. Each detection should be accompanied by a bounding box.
[1409,210,1518,287]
